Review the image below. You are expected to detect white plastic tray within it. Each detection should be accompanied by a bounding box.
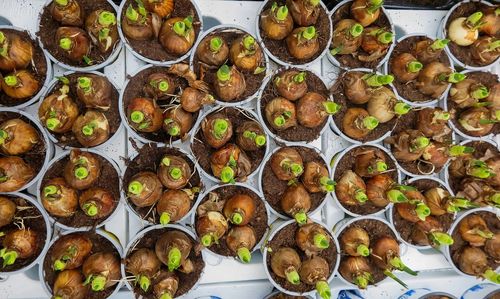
[0,1,499,298]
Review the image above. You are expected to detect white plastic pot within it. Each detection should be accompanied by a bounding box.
[121,224,205,298]
[329,68,395,145]
[256,67,332,145]
[0,192,52,276]
[37,0,123,72]
[40,70,124,150]
[191,182,271,263]
[444,69,498,142]
[443,207,499,280]
[36,148,122,231]
[387,176,455,251]
[262,219,340,298]
[39,229,123,299]
[383,33,454,108]
[461,283,500,299]
[119,63,202,146]
[189,105,270,184]
[0,25,53,109]
[255,0,332,68]
[333,215,401,289]
[438,0,499,71]
[326,0,396,70]
[0,108,54,192]
[189,24,270,107]
[123,144,202,226]
[258,143,331,219]
[331,143,401,217]
[117,0,203,66]
[397,288,457,299]
[264,290,314,299]
[443,138,499,195]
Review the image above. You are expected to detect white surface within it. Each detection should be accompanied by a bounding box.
[0,0,499,298]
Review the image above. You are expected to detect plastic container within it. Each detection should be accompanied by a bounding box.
[264,290,314,299]
[258,143,331,219]
[117,0,203,66]
[383,33,454,107]
[0,192,52,276]
[262,219,340,298]
[39,70,124,150]
[329,68,395,145]
[39,229,123,299]
[333,215,402,289]
[118,63,201,145]
[255,0,332,68]
[37,0,123,72]
[398,288,457,299]
[0,108,54,192]
[256,67,332,145]
[189,24,270,107]
[191,182,270,263]
[123,145,201,226]
[330,143,401,217]
[444,69,498,142]
[438,0,499,71]
[0,25,53,109]
[387,176,454,251]
[443,207,499,280]
[36,148,122,231]
[326,0,396,70]
[189,105,270,184]
[461,283,500,299]
[121,224,204,298]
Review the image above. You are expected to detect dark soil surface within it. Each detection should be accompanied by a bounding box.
[445,2,500,67]
[259,68,330,143]
[191,107,265,181]
[38,0,119,67]
[120,0,201,62]
[192,27,266,103]
[450,211,500,274]
[124,227,205,298]
[386,109,453,175]
[447,140,499,195]
[331,70,397,142]
[331,1,392,69]
[42,231,121,299]
[0,195,47,272]
[338,218,397,285]
[334,145,398,215]
[0,111,47,182]
[258,0,330,65]
[262,146,328,216]
[122,65,198,143]
[122,143,201,223]
[388,35,451,103]
[0,29,48,106]
[39,150,119,228]
[447,71,500,137]
[44,73,120,148]
[392,178,454,246]
[194,184,268,257]
[266,222,337,293]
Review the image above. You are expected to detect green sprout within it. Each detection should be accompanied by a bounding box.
[388,256,418,276]
[285,269,300,285]
[367,0,383,14]
[220,166,235,183]
[53,259,66,271]
[429,232,454,246]
[386,189,408,203]
[243,35,255,51]
[74,166,89,180]
[301,26,316,40]
[82,122,96,136]
[55,0,68,6]
[201,234,214,247]
[0,248,17,268]
[383,269,408,289]
[4,75,17,87]
[355,190,368,203]
[486,193,500,206]
[77,77,92,93]
[324,101,341,115]
[445,197,479,213]
[137,274,150,292]
[434,111,450,121]
[167,247,181,271]
[362,116,379,130]
[169,167,182,180]
[430,39,449,50]
[59,38,72,50]
[483,269,500,284]
[316,281,331,299]
[126,5,139,22]
[350,23,364,37]
[85,275,107,292]
[213,118,229,139]
[160,212,170,225]
[237,247,251,263]
[157,80,169,92]
[46,118,61,131]
[439,73,466,83]
[294,211,307,225]
[465,11,484,29]
[357,244,370,257]
[43,185,59,198]
[394,102,411,116]
[161,157,171,166]
[128,181,143,195]
[130,111,145,124]
[313,233,330,249]
[410,136,430,152]
[488,40,500,51]
[353,272,373,289]
[364,74,394,87]
[231,212,243,225]
[449,145,474,157]
[217,65,231,82]
[415,202,430,221]
[98,11,116,27]
[83,202,98,217]
[377,31,393,44]
[467,160,494,179]
[407,61,423,73]
[0,130,7,145]
[471,86,489,100]
[209,37,223,52]
[319,177,335,192]
[293,72,306,83]
[0,32,4,44]
[173,21,186,36]
[274,4,289,21]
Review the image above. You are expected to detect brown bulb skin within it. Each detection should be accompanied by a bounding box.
[260,6,294,40]
[127,171,162,207]
[51,234,93,270]
[270,247,301,279]
[159,17,195,56]
[76,74,112,110]
[265,97,298,131]
[351,0,381,27]
[82,252,121,290]
[41,177,78,218]
[281,183,311,218]
[156,189,192,223]
[0,119,39,156]
[3,229,38,259]
[196,35,229,66]
[223,194,256,226]
[226,225,257,255]
[0,197,16,228]
[201,113,233,149]
[50,0,84,26]
[78,188,115,218]
[296,92,330,128]
[38,90,79,134]
[55,27,90,62]
[85,10,119,54]
[0,32,34,72]
[270,147,303,181]
[213,66,246,102]
[126,97,163,133]
[273,70,308,101]
[286,27,320,60]
[72,110,110,147]
[1,70,39,99]
[0,156,34,192]
[63,150,101,190]
[53,269,88,299]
